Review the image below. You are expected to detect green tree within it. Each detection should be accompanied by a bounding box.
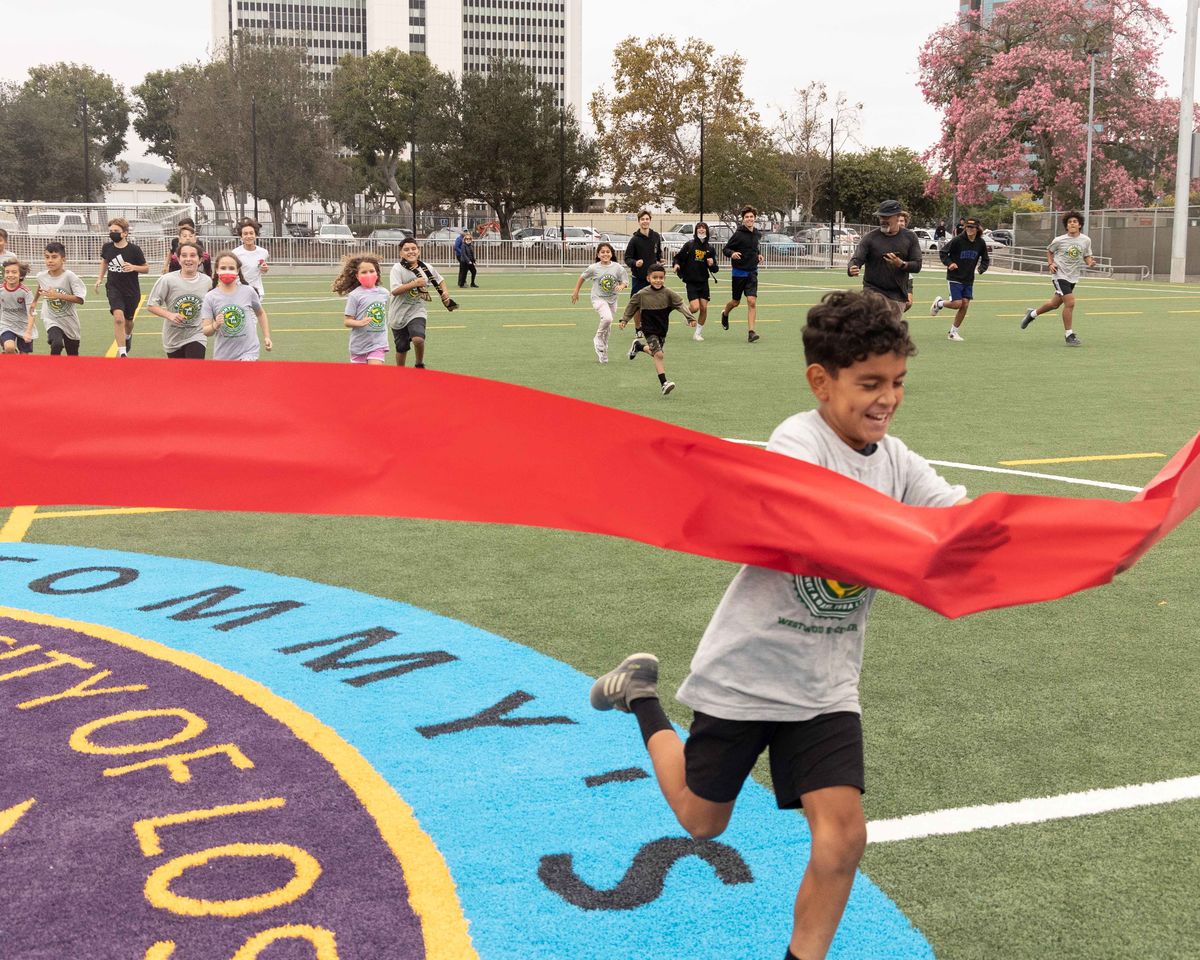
[774,82,862,222]
[424,59,596,238]
[590,36,760,211]
[132,65,206,204]
[23,63,130,167]
[820,148,938,224]
[672,134,793,223]
[328,50,453,216]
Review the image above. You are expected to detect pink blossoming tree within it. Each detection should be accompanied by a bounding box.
[920,0,1187,209]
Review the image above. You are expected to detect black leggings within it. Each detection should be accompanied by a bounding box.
[167,341,207,359]
[457,261,477,286]
[48,327,80,356]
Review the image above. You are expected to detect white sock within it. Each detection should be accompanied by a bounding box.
[118,348,127,356]
[1065,329,1073,337]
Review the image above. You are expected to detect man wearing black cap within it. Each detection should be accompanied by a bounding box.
[848,200,922,311]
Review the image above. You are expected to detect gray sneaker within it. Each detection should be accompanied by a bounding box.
[590,653,660,712]
[1065,333,1082,346]
[1021,308,1037,329]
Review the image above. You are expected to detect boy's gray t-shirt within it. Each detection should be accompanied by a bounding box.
[1047,233,1093,283]
[345,286,389,355]
[676,409,967,722]
[148,271,209,352]
[388,261,442,329]
[36,269,86,339]
[201,284,262,360]
[0,284,33,337]
[581,262,626,304]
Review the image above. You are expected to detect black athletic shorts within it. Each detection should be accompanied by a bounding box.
[1051,277,1077,297]
[0,329,33,353]
[47,327,80,356]
[684,710,864,810]
[684,281,711,303]
[731,274,758,300]
[167,341,206,359]
[106,284,141,319]
[392,319,427,353]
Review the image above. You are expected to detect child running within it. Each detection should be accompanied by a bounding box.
[200,251,273,361]
[0,228,16,265]
[335,253,389,365]
[95,217,148,357]
[31,242,86,356]
[591,289,972,960]
[146,242,211,359]
[672,222,720,341]
[620,263,695,396]
[571,241,628,363]
[1021,210,1094,346]
[930,217,990,341]
[1,261,35,354]
[387,237,452,369]
[232,219,270,298]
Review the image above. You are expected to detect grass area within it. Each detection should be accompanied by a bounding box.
[12,266,1200,959]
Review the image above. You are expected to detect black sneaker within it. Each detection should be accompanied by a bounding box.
[720,312,729,330]
[125,336,132,352]
[589,653,660,712]
[1065,333,1082,347]
[747,330,760,343]
[627,339,643,360]
[1021,309,1037,329]
[414,362,426,368]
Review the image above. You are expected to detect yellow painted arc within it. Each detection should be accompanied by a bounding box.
[0,506,39,543]
[0,798,36,838]
[999,452,1166,466]
[0,606,477,960]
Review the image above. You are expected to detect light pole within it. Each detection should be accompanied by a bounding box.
[251,95,259,222]
[698,111,705,219]
[80,94,90,203]
[1170,0,1199,283]
[1082,50,1097,232]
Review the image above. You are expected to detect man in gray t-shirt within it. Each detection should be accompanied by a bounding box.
[1021,210,1095,347]
[588,290,974,960]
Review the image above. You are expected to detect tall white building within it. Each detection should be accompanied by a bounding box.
[959,0,1009,19]
[212,0,582,118]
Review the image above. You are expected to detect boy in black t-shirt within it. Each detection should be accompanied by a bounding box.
[95,217,149,357]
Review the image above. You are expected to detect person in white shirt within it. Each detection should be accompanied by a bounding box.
[232,219,271,298]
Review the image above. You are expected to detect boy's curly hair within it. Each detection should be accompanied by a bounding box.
[803,290,917,370]
[332,253,383,296]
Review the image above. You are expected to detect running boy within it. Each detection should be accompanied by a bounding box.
[232,219,270,298]
[620,263,695,396]
[930,217,990,341]
[387,238,452,369]
[1,261,35,354]
[623,210,664,297]
[95,217,148,357]
[146,242,211,358]
[721,206,764,342]
[32,242,87,356]
[591,289,970,960]
[1021,211,1094,346]
[572,241,628,363]
[672,222,719,341]
[0,228,16,265]
[163,218,212,276]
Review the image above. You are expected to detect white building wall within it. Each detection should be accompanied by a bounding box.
[366,0,410,52]
[564,0,581,121]
[425,0,465,77]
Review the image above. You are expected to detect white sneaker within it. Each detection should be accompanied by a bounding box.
[593,337,605,363]
[930,297,944,316]
[947,327,964,342]
[693,329,704,341]
[661,380,676,396]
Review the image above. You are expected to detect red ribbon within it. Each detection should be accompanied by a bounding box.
[2,356,1197,618]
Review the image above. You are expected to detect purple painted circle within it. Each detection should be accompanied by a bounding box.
[0,616,426,959]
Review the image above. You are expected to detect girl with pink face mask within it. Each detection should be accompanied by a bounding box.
[199,251,273,361]
[334,253,388,365]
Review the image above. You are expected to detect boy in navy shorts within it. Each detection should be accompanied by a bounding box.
[930,217,990,341]
[592,289,971,960]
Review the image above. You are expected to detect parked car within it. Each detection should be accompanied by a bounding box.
[911,228,941,252]
[670,222,735,245]
[660,231,690,256]
[760,232,807,257]
[990,229,1014,246]
[512,227,546,246]
[127,219,165,238]
[424,227,464,242]
[541,226,603,247]
[794,227,856,255]
[602,233,632,250]
[368,227,414,245]
[198,222,237,241]
[285,221,315,238]
[316,223,356,244]
[25,211,90,236]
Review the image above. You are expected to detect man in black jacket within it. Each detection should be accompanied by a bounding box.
[672,222,719,341]
[847,200,922,312]
[720,207,764,342]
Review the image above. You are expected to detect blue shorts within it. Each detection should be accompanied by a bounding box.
[948,281,974,301]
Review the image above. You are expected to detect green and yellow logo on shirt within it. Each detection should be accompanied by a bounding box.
[1066,245,1081,260]
[598,274,618,295]
[793,576,868,620]
[174,294,203,323]
[366,301,386,327]
[220,304,247,334]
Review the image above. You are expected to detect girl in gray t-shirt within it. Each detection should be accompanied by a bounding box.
[147,242,210,358]
[334,253,389,364]
[571,242,628,363]
[200,252,273,361]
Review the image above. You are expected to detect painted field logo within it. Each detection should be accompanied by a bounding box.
[794,576,869,619]
[0,546,932,960]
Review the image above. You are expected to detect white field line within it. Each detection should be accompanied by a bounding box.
[867,775,1200,844]
[721,439,1143,493]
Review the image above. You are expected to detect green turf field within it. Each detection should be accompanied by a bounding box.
[8,266,1200,959]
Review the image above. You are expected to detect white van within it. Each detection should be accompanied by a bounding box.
[26,211,89,236]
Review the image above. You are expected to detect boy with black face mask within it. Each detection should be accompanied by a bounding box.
[95,217,148,357]
[672,222,719,341]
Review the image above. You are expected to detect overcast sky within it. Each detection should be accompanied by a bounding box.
[5,1,1197,166]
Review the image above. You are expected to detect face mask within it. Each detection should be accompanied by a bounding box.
[697,232,707,241]
[217,271,238,285]
[358,274,378,288]
[109,231,123,243]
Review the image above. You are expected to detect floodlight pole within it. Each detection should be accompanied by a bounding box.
[81,95,91,203]
[1082,52,1097,232]
[559,103,566,269]
[1170,0,1199,283]
[251,95,259,222]
[699,111,705,219]
[828,117,835,269]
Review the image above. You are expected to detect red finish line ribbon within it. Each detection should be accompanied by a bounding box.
[2,356,1197,619]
